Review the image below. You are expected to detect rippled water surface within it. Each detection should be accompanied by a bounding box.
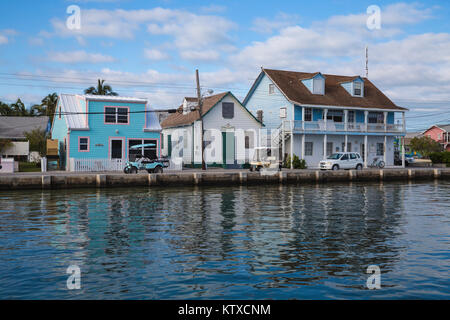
[0,182,449,299]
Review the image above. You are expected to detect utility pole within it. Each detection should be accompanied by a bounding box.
[196,69,206,170]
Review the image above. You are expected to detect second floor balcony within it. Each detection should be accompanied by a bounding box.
[281,120,405,134]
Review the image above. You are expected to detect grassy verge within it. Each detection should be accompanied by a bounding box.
[19,161,41,172]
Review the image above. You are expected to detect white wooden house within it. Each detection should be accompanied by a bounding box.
[161,92,263,168]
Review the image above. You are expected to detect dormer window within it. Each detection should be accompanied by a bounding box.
[354,82,362,96]
[302,73,325,95]
[313,77,324,95]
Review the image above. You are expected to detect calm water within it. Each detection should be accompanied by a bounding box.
[0,182,449,299]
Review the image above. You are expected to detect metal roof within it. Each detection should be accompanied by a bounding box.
[0,116,49,139]
[83,94,147,103]
[59,94,88,129]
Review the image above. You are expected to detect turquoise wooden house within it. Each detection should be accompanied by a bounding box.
[51,94,161,171]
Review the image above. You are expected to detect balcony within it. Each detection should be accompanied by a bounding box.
[281,120,405,134]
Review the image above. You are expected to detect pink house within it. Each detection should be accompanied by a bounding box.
[423,124,450,151]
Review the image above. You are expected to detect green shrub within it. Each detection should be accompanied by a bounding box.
[284,154,307,169]
[429,151,450,164]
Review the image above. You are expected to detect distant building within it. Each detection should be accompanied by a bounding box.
[51,94,161,171]
[243,68,408,168]
[404,132,423,153]
[422,124,450,151]
[0,116,49,161]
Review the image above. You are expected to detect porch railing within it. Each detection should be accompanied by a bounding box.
[72,158,125,172]
[282,120,404,133]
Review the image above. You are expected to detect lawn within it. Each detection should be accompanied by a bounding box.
[19,161,41,172]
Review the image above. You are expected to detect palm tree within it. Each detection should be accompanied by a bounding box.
[40,93,58,123]
[84,79,118,96]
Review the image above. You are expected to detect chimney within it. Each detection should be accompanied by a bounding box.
[256,110,263,123]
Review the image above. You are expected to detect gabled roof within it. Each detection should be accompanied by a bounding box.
[0,116,49,139]
[244,68,407,111]
[424,124,450,133]
[161,92,262,129]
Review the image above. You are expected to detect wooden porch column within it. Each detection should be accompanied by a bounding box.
[364,135,368,168]
[345,134,348,152]
[344,110,348,131]
[384,112,388,133]
[384,135,387,165]
[323,134,327,160]
[301,134,305,160]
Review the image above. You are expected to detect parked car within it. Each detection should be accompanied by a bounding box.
[319,152,364,170]
[394,151,414,166]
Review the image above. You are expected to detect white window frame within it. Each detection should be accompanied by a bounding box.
[269,84,275,95]
[353,81,363,97]
[305,142,313,156]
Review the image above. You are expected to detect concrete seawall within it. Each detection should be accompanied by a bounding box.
[0,169,449,190]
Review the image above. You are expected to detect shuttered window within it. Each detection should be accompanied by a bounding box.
[222,102,234,119]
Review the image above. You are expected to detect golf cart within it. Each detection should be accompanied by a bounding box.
[124,144,169,174]
[249,147,282,172]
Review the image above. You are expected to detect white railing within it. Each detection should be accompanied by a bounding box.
[73,158,125,172]
[282,120,404,133]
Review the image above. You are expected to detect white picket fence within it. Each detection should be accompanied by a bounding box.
[72,158,125,172]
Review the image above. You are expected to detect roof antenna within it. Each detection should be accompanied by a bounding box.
[365,46,369,78]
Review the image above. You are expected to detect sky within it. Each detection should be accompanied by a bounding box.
[0,0,450,131]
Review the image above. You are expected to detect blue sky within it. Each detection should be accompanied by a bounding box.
[0,0,450,131]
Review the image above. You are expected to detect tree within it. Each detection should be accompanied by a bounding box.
[0,139,13,153]
[409,136,442,156]
[24,128,48,157]
[40,93,58,123]
[84,79,118,96]
[10,99,28,116]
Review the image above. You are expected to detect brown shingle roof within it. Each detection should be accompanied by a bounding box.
[262,69,407,111]
[161,92,229,128]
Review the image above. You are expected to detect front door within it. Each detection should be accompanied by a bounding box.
[222,132,235,167]
[111,140,123,159]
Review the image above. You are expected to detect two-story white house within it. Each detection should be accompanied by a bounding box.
[243,68,408,168]
[161,91,263,168]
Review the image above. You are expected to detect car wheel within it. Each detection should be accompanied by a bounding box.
[332,164,339,171]
[130,167,138,174]
[378,161,385,169]
[356,164,363,170]
[124,167,130,174]
[154,166,163,174]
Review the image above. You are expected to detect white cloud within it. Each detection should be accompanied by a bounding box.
[200,5,227,14]
[0,29,17,45]
[252,13,300,34]
[47,50,116,64]
[144,48,169,60]
[180,50,220,62]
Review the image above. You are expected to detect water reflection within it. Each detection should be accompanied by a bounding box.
[0,181,449,299]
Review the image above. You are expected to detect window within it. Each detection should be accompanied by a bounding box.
[368,112,384,124]
[305,142,313,156]
[348,110,355,123]
[326,142,333,156]
[325,110,344,122]
[377,143,384,156]
[350,153,357,160]
[342,142,352,152]
[79,137,89,152]
[105,107,129,124]
[245,136,250,149]
[341,154,349,160]
[222,102,234,119]
[269,84,275,94]
[161,133,164,149]
[354,82,362,96]
[313,78,324,94]
[304,108,312,121]
[280,107,287,118]
[128,139,157,161]
[245,131,254,149]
